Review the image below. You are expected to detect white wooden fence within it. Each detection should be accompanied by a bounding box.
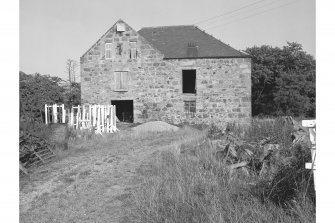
[302,119,316,190]
[45,104,118,133]
[45,104,66,124]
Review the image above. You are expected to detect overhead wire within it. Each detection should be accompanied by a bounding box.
[198,0,287,29]
[194,0,268,25]
[204,0,300,30]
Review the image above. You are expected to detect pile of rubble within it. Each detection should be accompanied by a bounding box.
[209,117,311,179]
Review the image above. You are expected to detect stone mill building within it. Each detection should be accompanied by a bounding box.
[80,19,252,126]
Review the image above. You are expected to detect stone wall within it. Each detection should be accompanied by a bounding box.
[81,20,251,126]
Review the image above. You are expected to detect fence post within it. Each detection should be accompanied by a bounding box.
[96,105,101,133]
[77,105,81,130]
[89,105,92,128]
[82,105,86,129]
[113,105,117,132]
[62,104,65,123]
[101,105,104,133]
[71,107,74,128]
[45,104,48,125]
[92,105,96,129]
[106,105,110,133]
[53,104,58,123]
[302,120,316,191]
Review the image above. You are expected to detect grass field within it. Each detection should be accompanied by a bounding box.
[19,127,205,223]
[20,120,315,223]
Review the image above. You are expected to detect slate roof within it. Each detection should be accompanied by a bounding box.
[138,25,250,59]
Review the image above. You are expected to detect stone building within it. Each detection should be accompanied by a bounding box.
[80,19,252,126]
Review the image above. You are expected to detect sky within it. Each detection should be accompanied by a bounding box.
[20,0,315,81]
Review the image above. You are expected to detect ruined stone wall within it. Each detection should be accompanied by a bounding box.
[81,21,251,126]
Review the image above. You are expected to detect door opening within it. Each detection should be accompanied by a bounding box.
[111,100,134,123]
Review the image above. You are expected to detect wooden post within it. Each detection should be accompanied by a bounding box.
[115,105,117,131]
[92,105,96,129]
[77,106,81,130]
[96,105,101,133]
[102,105,105,133]
[70,108,74,128]
[106,106,110,133]
[83,105,86,129]
[62,104,66,123]
[45,104,48,125]
[89,105,92,128]
[302,120,316,191]
[111,105,114,132]
[113,105,117,132]
[52,104,56,123]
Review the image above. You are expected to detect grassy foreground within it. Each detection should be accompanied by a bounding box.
[126,120,316,223]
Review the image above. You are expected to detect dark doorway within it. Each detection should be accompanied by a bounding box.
[111,100,134,123]
[182,69,196,94]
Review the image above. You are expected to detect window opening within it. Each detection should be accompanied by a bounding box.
[116,43,123,55]
[182,69,196,94]
[184,101,196,117]
[129,48,138,59]
[105,43,113,59]
[114,71,128,91]
[116,23,125,32]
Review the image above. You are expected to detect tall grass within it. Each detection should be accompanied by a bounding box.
[126,119,315,223]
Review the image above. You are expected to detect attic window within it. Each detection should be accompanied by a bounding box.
[105,43,113,59]
[187,42,198,57]
[116,23,125,32]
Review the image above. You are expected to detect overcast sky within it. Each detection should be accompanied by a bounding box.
[20,0,315,80]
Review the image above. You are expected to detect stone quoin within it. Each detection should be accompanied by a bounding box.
[80,19,252,126]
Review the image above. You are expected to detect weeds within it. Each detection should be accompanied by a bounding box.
[127,119,315,223]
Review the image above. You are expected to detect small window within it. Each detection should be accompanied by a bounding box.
[114,71,128,91]
[105,43,113,59]
[129,48,138,59]
[184,101,196,117]
[116,23,125,32]
[116,43,123,56]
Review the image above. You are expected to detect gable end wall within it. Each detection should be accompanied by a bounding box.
[80,21,251,127]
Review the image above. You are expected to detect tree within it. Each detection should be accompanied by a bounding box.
[245,42,315,117]
[63,82,81,108]
[65,59,78,83]
[19,71,65,125]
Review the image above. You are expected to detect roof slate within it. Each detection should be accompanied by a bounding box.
[138,25,249,59]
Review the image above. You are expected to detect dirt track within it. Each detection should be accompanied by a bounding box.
[20,129,201,223]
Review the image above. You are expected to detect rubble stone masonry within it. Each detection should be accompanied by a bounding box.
[81,21,251,127]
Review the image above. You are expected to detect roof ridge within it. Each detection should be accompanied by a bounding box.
[139,25,196,30]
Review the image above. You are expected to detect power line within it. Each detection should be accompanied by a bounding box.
[194,0,268,25]
[200,0,286,29]
[205,0,300,30]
